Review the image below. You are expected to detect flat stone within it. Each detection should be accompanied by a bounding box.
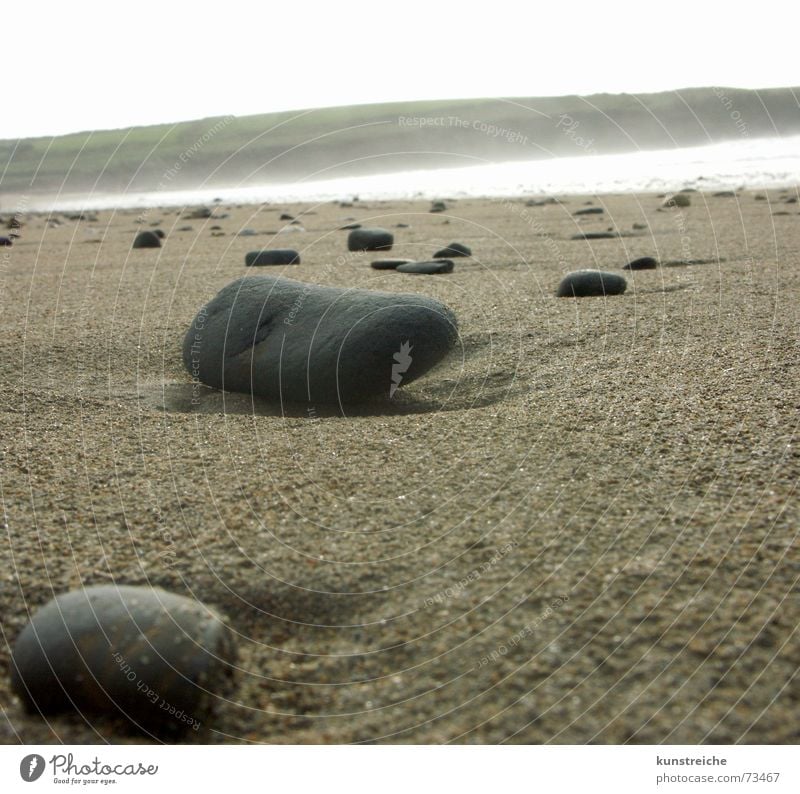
[245,249,300,266]
[573,207,604,215]
[183,275,458,404]
[132,231,162,249]
[623,256,659,270]
[370,259,414,270]
[571,231,619,240]
[396,260,454,275]
[556,270,627,297]
[347,228,393,252]
[10,585,237,736]
[433,242,471,258]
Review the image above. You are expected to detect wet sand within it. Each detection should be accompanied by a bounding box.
[0,190,798,743]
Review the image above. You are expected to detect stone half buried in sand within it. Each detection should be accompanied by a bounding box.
[10,585,237,737]
[183,275,458,405]
[557,270,627,297]
[132,230,162,249]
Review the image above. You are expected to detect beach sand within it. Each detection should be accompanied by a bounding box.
[0,190,797,744]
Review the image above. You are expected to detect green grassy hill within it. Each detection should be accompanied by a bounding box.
[1,87,798,199]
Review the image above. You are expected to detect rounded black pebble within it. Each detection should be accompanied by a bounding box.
[623,256,658,271]
[347,228,393,252]
[556,270,627,297]
[430,201,447,213]
[245,249,301,266]
[433,242,471,258]
[0,236,12,246]
[371,259,414,270]
[10,585,237,736]
[573,207,604,216]
[183,275,457,404]
[132,231,162,249]
[397,260,454,275]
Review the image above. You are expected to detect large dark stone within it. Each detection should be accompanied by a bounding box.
[396,260,454,274]
[183,275,458,404]
[132,231,162,249]
[245,249,300,266]
[556,270,627,297]
[10,586,237,736]
[433,242,471,258]
[347,228,393,252]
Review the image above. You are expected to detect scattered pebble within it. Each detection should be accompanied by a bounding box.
[347,228,394,252]
[371,259,414,270]
[245,249,300,266]
[397,260,454,275]
[623,256,658,270]
[433,242,471,258]
[132,231,161,249]
[556,270,627,297]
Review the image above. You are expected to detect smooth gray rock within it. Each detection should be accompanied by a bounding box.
[245,249,300,266]
[183,275,458,404]
[396,260,454,274]
[10,586,237,736]
[347,228,393,252]
[557,270,627,297]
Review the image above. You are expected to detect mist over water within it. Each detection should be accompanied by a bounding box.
[31,134,800,211]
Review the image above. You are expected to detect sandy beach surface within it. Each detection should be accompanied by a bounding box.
[0,190,797,744]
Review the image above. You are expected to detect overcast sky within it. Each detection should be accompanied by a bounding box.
[3,0,798,139]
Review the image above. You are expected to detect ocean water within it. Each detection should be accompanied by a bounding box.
[33,134,800,211]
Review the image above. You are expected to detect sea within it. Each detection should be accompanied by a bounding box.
[28,133,800,212]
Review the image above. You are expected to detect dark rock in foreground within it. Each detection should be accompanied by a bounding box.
[347,228,393,252]
[557,270,627,297]
[245,249,300,266]
[434,242,471,258]
[397,260,454,275]
[132,231,162,249]
[10,585,237,736]
[624,256,658,270]
[371,258,413,270]
[184,275,458,404]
